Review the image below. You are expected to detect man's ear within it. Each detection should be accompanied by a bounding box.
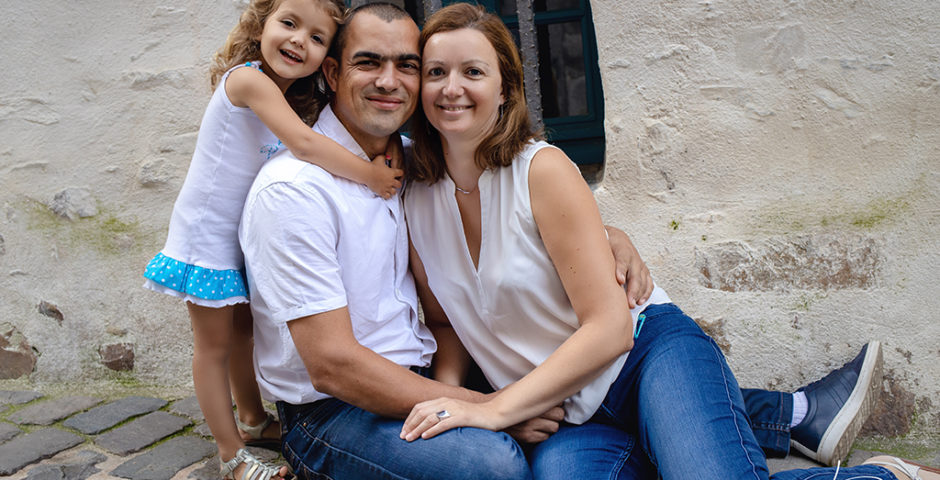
[322,57,340,92]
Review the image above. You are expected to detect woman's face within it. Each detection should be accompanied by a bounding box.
[421,28,504,148]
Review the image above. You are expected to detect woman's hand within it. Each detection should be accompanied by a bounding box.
[400,397,505,441]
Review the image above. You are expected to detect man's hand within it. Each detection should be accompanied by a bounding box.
[605,225,653,308]
[502,405,565,444]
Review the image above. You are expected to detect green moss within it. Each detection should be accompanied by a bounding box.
[23,198,153,255]
[752,193,913,234]
[669,220,680,230]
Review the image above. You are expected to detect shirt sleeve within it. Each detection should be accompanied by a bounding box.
[241,178,348,324]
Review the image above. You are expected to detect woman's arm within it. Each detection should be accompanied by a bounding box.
[408,239,471,387]
[401,147,633,440]
[225,66,402,198]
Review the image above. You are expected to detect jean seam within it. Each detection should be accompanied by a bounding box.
[608,436,634,480]
[288,434,411,480]
[709,338,764,480]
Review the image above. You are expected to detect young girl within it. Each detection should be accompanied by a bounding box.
[142,0,400,478]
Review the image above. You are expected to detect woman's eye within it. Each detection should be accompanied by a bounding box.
[467,68,483,76]
[427,67,444,76]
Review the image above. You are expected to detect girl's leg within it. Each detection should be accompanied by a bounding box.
[229,304,279,443]
[188,303,286,479]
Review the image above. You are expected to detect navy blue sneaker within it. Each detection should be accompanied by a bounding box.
[791,341,883,466]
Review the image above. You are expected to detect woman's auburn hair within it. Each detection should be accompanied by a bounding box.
[408,3,543,184]
[208,0,346,126]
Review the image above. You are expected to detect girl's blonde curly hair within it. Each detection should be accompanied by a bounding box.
[209,0,346,125]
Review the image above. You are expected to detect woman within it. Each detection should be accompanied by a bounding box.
[400,3,936,480]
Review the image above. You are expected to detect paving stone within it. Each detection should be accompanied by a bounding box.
[169,396,204,422]
[0,421,22,442]
[0,427,83,475]
[111,435,215,480]
[7,396,101,425]
[193,422,212,438]
[24,449,107,480]
[0,390,43,405]
[187,456,220,480]
[63,396,166,434]
[95,411,191,455]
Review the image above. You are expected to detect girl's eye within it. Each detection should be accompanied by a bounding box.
[311,34,323,44]
[280,19,295,28]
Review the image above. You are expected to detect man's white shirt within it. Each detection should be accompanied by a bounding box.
[239,105,436,404]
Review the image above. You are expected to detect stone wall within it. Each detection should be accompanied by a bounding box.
[0,0,937,439]
[592,0,939,438]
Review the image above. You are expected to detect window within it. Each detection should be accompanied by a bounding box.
[358,0,606,179]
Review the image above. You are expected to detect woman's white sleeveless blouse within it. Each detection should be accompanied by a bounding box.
[405,141,669,423]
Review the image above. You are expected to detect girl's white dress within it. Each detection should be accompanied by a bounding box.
[143,61,284,307]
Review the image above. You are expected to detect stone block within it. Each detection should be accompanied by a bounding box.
[0,323,37,379]
[695,235,882,292]
[7,396,101,426]
[0,428,83,475]
[169,396,206,422]
[0,390,43,405]
[23,449,107,480]
[63,396,166,434]
[98,343,135,371]
[95,411,191,455]
[38,301,64,324]
[111,436,215,480]
[0,422,22,443]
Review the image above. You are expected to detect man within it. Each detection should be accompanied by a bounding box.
[240,3,881,479]
[240,4,532,479]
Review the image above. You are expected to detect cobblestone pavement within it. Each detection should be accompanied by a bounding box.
[2,389,937,479]
[0,390,282,480]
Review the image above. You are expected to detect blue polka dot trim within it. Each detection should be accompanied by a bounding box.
[143,253,247,301]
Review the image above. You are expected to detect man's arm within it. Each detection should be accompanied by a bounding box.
[605,225,653,308]
[287,306,487,418]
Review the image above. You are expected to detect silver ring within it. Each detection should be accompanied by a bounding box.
[435,410,451,419]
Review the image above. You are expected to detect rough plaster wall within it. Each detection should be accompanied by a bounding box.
[0,1,245,387]
[592,0,939,436]
[0,0,937,436]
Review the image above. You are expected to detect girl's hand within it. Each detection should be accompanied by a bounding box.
[366,154,403,199]
[399,397,503,441]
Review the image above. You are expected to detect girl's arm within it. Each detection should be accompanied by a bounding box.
[401,147,632,440]
[408,239,471,387]
[226,66,402,198]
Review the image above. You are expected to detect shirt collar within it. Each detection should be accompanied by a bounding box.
[314,104,371,162]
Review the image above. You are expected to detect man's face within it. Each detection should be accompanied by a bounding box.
[323,13,421,147]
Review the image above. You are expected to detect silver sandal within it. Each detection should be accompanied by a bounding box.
[236,411,281,450]
[220,448,286,480]
[862,455,940,480]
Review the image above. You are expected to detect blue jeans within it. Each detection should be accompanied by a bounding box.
[276,394,531,480]
[528,303,896,480]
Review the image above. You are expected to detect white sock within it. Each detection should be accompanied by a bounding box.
[791,391,808,427]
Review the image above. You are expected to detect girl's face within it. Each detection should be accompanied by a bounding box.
[421,28,504,148]
[259,0,337,91]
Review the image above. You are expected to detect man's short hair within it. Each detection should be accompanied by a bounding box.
[328,2,413,61]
